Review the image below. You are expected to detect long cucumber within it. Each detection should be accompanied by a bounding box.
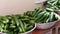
[46,8,54,11]
[52,0,58,5]
[45,12,51,23]
[23,22,27,31]
[43,12,50,23]
[49,12,54,22]
[12,15,20,26]
[19,27,23,33]
[19,20,25,32]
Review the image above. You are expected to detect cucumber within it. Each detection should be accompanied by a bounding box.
[49,12,54,22]
[6,15,12,19]
[33,7,40,17]
[43,12,50,23]
[54,13,60,19]
[23,22,27,31]
[29,20,34,25]
[24,11,34,17]
[11,19,15,24]
[12,15,20,26]
[54,6,59,10]
[12,15,25,33]
[36,11,46,18]
[46,17,50,23]
[26,25,33,31]
[35,10,46,22]
[35,13,44,22]
[52,0,58,5]
[34,9,42,18]
[0,17,9,24]
[19,27,23,33]
[46,8,54,11]
[10,24,16,28]
[38,12,47,23]
[19,19,25,33]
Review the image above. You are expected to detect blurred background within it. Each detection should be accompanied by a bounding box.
[0,0,44,15]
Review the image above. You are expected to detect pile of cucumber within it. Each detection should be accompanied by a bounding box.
[44,0,60,11]
[24,7,60,23]
[0,14,35,34]
[0,0,60,34]
[24,0,60,23]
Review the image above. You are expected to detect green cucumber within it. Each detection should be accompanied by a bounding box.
[12,15,20,26]
[27,25,33,31]
[49,12,54,22]
[46,18,50,23]
[33,7,40,17]
[38,12,47,23]
[23,22,27,30]
[34,9,42,18]
[52,0,58,5]
[12,15,25,33]
[19,27,23,33]
[54,13,60,19]
[46,8,54,11]
[29,20,34,25]
[1,17,9,24]
[43,12,50,23]
[35,11,46,22]
[19,20,25,33]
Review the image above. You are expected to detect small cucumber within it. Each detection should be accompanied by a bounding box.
[26,25,33,31]
[19,27,23,33]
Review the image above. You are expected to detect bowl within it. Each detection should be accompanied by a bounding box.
[36,20,58,29]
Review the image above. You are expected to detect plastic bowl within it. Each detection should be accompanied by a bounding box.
[36,20,58,29]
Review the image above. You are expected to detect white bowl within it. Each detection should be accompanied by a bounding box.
[36,20,58,29]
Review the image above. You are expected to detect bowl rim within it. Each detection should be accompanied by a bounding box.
[36,19,59,24]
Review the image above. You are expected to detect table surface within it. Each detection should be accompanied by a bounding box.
[32,20,60,34]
